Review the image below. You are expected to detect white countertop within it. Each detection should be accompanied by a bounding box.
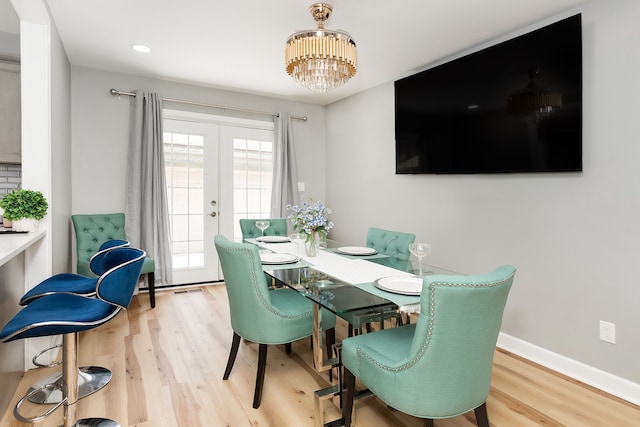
[0,229,46,268]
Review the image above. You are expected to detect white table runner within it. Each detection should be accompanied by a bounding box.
[248,239,415,284]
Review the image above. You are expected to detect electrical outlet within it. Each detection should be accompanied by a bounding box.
[599,320,616,344]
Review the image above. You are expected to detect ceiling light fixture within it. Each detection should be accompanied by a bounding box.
[285,3,357,93]
[507,68,562,122]
[131,44,151,53]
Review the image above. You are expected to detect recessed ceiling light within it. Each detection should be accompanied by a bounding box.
[131,44,151,53]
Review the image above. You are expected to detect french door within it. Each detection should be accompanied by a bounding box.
[163,111,274,285]
[164,118,220,284]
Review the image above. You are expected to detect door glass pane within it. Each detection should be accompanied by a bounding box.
[164,131,205,269]
[232,137,273,240]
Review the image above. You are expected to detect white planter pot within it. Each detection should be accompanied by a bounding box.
[12,218,39,232]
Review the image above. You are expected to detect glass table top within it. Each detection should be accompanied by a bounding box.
[263,239,461,317]
[266,267,395,315]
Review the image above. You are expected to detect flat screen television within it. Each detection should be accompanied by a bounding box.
[395,14,582,174]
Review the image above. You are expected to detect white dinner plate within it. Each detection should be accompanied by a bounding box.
[374,276,423,295]
[260,252,299,265]
[336,246,377,256]
[257,236,290,243]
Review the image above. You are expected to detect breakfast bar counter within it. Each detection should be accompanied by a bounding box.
[0,228,46,267]
[0,229,46,415]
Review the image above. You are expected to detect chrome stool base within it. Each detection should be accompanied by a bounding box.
[28,366,112,404]
[59,417,120,427]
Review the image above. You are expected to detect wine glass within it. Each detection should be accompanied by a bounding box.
[255,220,270,238]
[289,232,305,257]
[409,242,432,276]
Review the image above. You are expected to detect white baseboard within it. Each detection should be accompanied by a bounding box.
[497,332,640,406]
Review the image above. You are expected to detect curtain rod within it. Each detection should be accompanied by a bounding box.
[109,89,307,121]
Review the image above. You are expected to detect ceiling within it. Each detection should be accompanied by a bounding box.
[2,0,589,105]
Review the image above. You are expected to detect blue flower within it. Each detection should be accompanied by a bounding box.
[286,198,333,236]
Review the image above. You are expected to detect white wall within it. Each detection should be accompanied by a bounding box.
[326,0,640,389]
[70,68,327,216]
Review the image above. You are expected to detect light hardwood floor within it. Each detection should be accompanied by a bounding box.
[2,284,639,427]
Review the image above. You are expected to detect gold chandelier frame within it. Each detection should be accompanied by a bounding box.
[285,3,357,93]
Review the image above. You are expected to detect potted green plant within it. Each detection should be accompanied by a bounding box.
[0,189,48,232]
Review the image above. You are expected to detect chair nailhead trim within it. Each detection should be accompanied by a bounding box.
[356,273,515,375]
[221,246,311,320]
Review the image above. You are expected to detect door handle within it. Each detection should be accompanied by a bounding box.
[210,211,217,217]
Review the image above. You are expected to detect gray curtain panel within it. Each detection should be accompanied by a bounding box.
[125,91,173,284]
[270,112,300,219]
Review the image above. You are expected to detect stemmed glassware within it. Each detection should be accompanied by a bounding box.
[255,220,270,238]
[289,232,305,258]
[409,242,432,276]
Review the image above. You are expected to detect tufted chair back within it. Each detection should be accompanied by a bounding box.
[365,227,416,260]
[239,218,288,241]
[72,214,127,277]
[71,213,157,308]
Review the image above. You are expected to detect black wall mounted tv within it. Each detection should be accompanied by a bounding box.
[395,14,582,174]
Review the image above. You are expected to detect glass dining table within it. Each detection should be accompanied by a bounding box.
[254,238,461,427]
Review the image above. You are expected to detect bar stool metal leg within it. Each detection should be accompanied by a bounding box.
[28,366,112,404]
[61,333,120,427]
[63,333,79,427]
[30,344,111,405]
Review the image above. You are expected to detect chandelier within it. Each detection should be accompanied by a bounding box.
[507,68,562,122]
[285,3,357,93]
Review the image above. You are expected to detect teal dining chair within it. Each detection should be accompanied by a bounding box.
[239,218,288,241]
[365,227,416,260]
[214,234,336,408]
[341,265,516,427]
[355,227,417,334]
[71,213,157,307]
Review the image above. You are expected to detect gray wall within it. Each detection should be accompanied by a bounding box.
[325,0,640,383]
[64,0,639,396]
[70,67,327,215]
[50,15,72,274]
[0,31,19,58]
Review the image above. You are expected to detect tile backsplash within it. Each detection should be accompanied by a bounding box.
[0,163,22,197]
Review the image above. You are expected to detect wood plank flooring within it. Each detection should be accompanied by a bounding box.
[2,284,639,426]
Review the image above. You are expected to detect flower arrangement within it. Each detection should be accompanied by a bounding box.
[286,199,334,238]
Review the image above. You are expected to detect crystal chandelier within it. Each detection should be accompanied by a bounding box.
[285,3,357,93]
[507,68,562,122]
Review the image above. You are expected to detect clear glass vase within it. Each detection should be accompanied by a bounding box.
[305,231,320,257]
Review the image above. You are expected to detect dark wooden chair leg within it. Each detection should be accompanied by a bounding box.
[147,272,156,308]
[348,324,360,336]
[285,342,292,354]
[253,344,268,408]
[223,332,241,380]
[474,402,489,427]
[424,419,434,427]
[343,368,356,427]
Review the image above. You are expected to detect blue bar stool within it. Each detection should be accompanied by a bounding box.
[1,247,145,426]
[19,240,130,405]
